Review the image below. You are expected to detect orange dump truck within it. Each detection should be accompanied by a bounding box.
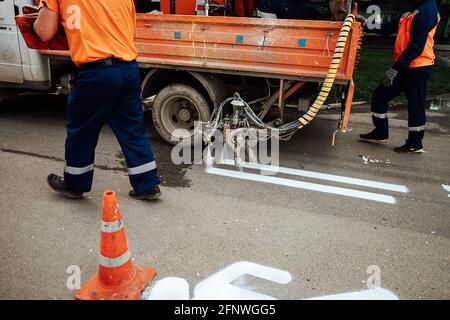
[11,1,362,144]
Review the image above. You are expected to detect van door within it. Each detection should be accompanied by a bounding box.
[0,0,24,84]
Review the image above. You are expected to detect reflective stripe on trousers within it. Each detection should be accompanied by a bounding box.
[409,125,425,132]
[128,161,157,176]
[65,163,94,175]
[372,112,388,119]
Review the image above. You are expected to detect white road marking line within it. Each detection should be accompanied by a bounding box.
[207,167,397,205]
[220,160,409,193]
[442,184,450,197]
[306,288,399,300]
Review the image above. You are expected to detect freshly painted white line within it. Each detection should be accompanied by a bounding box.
[220,160,409,193]
[442,184,450,197]
[207,167,397,204]
[306,288,399,300]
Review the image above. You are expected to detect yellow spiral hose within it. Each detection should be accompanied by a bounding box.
[297,14,356,128]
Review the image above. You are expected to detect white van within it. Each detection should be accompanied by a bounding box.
[0,0,54,91]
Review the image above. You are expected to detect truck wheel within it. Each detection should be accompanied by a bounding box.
[152,84,211,145]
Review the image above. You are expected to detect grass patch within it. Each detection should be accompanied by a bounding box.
[352,47,450,103]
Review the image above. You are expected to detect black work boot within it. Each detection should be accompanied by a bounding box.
[129,185,161,201]
[394,144,426,154]
[359,130,388,144]
[47,174,84,199]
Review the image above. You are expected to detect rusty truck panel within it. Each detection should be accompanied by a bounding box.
[134,14,361,81]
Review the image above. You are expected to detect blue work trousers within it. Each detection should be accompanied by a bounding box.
[64,61,160,193]
[371,66,431,149]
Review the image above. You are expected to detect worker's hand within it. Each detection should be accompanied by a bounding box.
[381,68,399,87]
[356,15,367,27]
[401,12,412,19]
[401,10,419,19]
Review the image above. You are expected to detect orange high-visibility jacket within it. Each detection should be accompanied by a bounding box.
[393,13,438,69]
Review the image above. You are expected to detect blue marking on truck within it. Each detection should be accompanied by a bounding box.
[298,39,307,48]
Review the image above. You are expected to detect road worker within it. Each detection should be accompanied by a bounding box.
[34,0,161,200]
[359,0,440,153]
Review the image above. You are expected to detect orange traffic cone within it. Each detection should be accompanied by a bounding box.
[76,191,156,300]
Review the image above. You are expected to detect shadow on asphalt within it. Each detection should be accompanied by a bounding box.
[0,93,192,188]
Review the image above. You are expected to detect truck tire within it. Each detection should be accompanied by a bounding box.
[152,84,211,145]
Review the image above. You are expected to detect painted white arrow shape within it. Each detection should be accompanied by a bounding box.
[143,277,190,300]
[193,261,292,300]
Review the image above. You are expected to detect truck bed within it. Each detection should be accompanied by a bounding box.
[41,14,362,83]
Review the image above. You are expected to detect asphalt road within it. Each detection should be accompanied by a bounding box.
[0,93,449,300]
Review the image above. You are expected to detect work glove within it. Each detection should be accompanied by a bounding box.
[381,67,399,87]
[401,10,419,19]
[356,15,368,27]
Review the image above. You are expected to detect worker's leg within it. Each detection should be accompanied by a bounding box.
[64,68,121,193]
[370,74,404,139]
[403,67,431,150]
[107,62,160,193]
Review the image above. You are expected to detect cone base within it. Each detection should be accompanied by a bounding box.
[75,265,156,300]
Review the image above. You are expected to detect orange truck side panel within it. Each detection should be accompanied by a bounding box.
[41,14,361,82]
[134,14,361,81]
